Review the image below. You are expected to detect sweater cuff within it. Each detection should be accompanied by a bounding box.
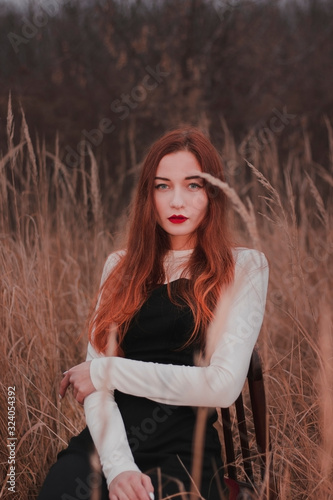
[104,462,141,487]
[90,357,114,391]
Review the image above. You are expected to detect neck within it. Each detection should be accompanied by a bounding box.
[169,235,196,251]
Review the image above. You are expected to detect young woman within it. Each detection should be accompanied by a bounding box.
[38,127,269,500]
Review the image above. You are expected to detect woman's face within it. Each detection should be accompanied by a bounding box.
[154,150,209,250]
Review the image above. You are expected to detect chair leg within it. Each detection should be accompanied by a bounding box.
[235,393,254,484]
[221,407,237,481]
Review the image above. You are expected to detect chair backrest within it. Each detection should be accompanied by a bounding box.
[221,348,276,499]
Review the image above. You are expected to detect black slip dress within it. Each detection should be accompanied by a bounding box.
[37,279,229,500]
[115,279,228,499]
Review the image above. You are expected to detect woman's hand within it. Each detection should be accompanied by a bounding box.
[109,471,154,500]
[59,361,96,404]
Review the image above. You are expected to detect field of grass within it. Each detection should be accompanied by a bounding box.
[0,100,332,499]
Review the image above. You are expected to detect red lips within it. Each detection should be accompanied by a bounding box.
[168,215,188,224]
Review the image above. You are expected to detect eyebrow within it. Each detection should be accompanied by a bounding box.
[154,175,203,181]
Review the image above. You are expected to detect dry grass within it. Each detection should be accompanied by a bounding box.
[0,103,332,499]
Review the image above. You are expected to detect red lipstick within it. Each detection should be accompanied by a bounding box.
[168,215,188,224]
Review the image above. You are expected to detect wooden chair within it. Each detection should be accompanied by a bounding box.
[221,349,277,500]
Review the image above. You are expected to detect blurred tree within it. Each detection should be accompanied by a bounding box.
[0,0,332,211]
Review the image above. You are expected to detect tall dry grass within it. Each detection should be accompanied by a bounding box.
[0,101,332,499]
[0,97,114,499]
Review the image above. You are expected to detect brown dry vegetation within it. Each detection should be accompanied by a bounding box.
[0,98,332,499]
[1,0,333,178]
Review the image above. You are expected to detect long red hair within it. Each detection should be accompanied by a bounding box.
[89,127,235,354]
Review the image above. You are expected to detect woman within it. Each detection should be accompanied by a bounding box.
[38,127,269,500]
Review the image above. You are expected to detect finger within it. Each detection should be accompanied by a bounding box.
[130,480,151,500]
[116,478,142,500]
[141,475,154,498]
[114,488,131,500]
[73,389,84,405]
[59,372,71,399]
[110,493,130,500]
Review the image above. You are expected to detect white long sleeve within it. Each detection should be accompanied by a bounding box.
[84,250,140,487]
[84,391,141,486]
[89,248,269,409]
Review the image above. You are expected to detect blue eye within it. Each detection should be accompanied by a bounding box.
[188,182,203,190]
[155,183,169,190]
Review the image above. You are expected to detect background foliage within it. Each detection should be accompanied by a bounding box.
[1,0,333,214]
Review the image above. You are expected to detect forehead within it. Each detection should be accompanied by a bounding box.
[155,151,202,178]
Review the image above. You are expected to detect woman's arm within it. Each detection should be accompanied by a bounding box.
[83,384,141,486]
[89,248,269,408]
[83,252,145,490]
[84,373,154,499]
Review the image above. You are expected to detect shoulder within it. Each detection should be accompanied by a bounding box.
[230,248,269,305]
[100,249,126,286]
[232,247,269,276]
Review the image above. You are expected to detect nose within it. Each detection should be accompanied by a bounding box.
[170,187,185,209]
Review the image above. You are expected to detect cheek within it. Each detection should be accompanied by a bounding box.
[192,192,209,215]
